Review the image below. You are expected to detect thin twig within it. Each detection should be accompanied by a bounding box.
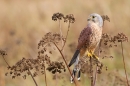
[28,69,38,86]
[93,41,101,86]
[121,42,129,86]
[90,56,93,86]
[93,62,97,86]
[53,42,78,86]
[55,71,58,86]
[2,55,10,67]
[59,20,63,47]
[44,65,48,86]
[61,22,70,51]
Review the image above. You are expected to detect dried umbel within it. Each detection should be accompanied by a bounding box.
[52,13,64,21]
[0,50,7,56]
[101,15,110,22]
[38,32,66,74]
[64,14,75,23]
[79,56,103,74]
[47,61,66,74]
[6,32,66,80]
[38,32,64,49]
[6,57,46,79]
[52,12,75,23]
[101,33,128,47]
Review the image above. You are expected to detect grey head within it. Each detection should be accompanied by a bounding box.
[87,13,103,27]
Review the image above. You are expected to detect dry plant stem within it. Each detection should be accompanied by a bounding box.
[2,56,10,67]
[55,71,58,86]
[53,42,78,86]
[59,20,63,47]
[61,22,70,51]
[44,65,48,86]
[121,42,129,86]
[93,63,97,86]
[93,43,101,86]
[28,69,38,86]
[90,57,93,86]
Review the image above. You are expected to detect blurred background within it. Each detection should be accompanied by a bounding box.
[0,0,130,86]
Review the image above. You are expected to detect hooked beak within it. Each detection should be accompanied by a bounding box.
[87,17,92,21]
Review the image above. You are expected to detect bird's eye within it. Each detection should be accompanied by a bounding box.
[92,16,95,18]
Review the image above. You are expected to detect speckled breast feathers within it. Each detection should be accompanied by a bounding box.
[77,23,102,56]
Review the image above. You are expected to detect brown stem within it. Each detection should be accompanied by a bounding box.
[28,69,38,86]
[61,22,70,51]
[90,57,93,86]
[55,71,58,86]
[44,65,48,86]
[121,42,129,86]
[2,55,10,67]
[59,20,63,47]
[53,42,78,86]
[93,42,101,86]
[93,62,97,86]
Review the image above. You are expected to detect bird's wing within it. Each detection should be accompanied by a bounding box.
[77,26,92,50]
[69,27,92,67]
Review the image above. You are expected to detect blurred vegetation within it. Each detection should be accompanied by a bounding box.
[0,0,130,86]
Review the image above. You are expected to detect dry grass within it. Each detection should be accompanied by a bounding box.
[0,0,130,86]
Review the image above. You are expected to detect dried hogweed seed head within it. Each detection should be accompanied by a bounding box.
[101,15,110,22]
[64,14,75,23]
[46,61,66,74]
[52,12,64,21]
[79,56,103,75]
[0,50,7,56]
[101,33,128,48]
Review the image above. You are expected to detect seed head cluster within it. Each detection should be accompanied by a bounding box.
[101,33,128,47]
[6,57,46,79]
[38,32,64,49]
[79,56,103,74]
[101,15,110,22]
[38,32,66,74]
[5,32,67,79]
[0,50,7,56]
[47,61,66,74]
[52,12,75,23]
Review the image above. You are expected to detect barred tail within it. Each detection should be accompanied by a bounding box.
[68,50,80,67]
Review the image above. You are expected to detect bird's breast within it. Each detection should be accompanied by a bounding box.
[83,24,102,52]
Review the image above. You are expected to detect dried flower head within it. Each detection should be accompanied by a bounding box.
[0,50,7,56]
[64,14,75,23]
[47,61,66,74]
[101,15,110,22]
[52,12,75,23]
[101,33,128,47]
[79,56,103,74]
[52,12,64,21]
[38,32,64,49]
[6,56,48,79]
[37,32,66,75]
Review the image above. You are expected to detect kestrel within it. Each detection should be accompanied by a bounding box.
[68,13,103,83]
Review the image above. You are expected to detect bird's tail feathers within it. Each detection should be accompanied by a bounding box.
[68,50,80,67]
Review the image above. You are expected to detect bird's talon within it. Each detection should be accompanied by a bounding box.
[87,52,93,57]
[93,54,100,61]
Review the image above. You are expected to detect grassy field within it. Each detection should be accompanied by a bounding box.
[0,0,130,86]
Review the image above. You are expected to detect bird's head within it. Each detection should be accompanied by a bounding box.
[87,13,103,27]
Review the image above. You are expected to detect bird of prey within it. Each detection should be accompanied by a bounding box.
[68,13,103,83]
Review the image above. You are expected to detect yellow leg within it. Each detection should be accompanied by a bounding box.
[85,50,99,60]
[92,54,99,60]
[86,51,93,57]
